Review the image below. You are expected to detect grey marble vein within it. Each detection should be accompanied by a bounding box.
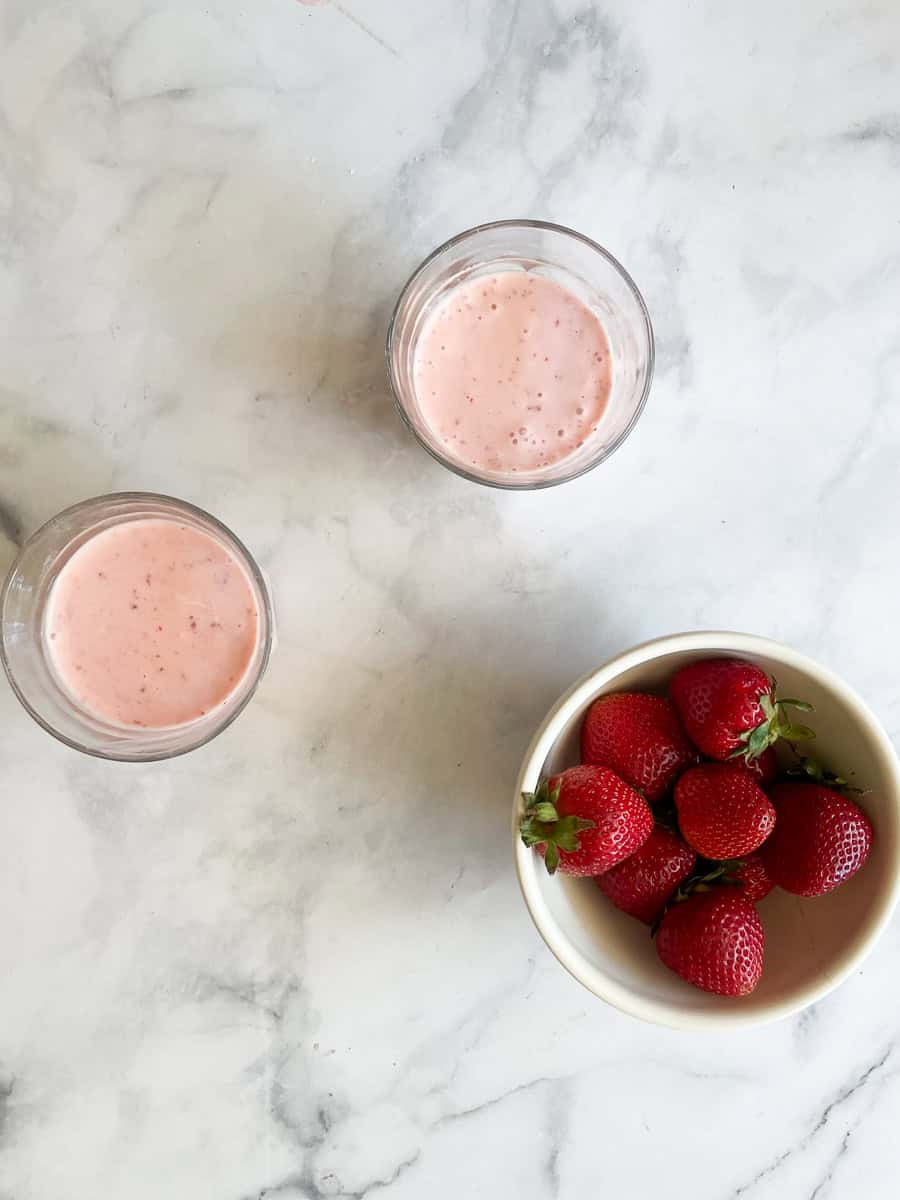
[732,1047,894,1198]
[807,1120,858,1200]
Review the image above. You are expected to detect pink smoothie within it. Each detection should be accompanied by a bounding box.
[413,272,612,476]
[44,519,260,728]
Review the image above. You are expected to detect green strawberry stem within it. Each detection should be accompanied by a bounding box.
[650,858,747,935]
[731,690,815,760]
[675,860,734,898]
[519,778,595,876]
[784,754,864,794]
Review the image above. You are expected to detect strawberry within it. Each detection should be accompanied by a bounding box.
[580,692,697,803]
[727,854,774,902]
[594,826,696,923]
[520,765,653,876]
[656,889,764,995]
[760,783,873,896]
[730,746,778,787]
[674,763,776,859]
[670,657,814,762]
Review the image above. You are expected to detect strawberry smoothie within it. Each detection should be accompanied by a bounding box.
[44,519,260,728]
[413,272,612,476]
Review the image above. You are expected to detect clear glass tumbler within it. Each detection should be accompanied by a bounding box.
[0,493,273,761]
[387,219,654,490]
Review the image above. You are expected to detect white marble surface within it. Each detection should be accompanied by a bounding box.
[1,1,899,1196]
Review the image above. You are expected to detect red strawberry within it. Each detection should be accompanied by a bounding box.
[760,783,873,896]
[656,890,764,996]
[730,747,778,787]
[594,826,696,923]
[520,765,653,876]
[675,763,776,859]
[728,854,774,902]
[670,657,814,762]
[580,692,697,803]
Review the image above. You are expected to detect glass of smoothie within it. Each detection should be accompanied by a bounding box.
[0,493,273,760]
[387,220,654,489]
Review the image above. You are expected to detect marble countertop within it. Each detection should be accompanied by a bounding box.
[2,1,900,1196]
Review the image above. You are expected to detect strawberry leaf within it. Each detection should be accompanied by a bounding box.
[519,777,595,875]
[782,723,816,742]
[745,724,773,758]
[785,756,865,794]
[530,801,559,822]
[732,688,816,760]
[552,815,595,851]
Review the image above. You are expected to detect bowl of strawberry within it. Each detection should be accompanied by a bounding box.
[514,631,900,1028]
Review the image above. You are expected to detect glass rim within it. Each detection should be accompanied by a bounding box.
[0,491,274,762]
[385,218,655,491]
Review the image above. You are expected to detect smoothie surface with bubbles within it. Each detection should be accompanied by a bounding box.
[413,271,612,477]
[44,518,260,728]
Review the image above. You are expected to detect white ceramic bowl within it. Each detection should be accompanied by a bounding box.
[513,631,900,1029]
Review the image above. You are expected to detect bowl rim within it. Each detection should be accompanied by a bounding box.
[512,630,900,1030]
